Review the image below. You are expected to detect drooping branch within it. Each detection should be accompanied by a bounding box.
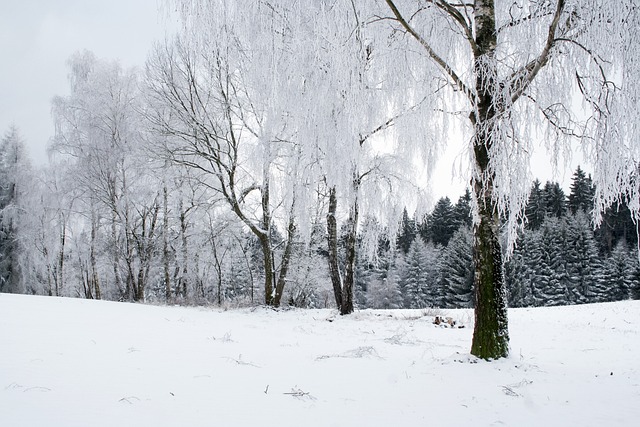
[509,0,566,105]
[384,0,475,104]
[433,0,476,54]
[358,94,429,146]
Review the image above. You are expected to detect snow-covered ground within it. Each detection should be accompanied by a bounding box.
[1,294,638,426]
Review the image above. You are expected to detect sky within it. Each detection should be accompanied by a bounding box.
[0,0,178,165]
[0,1,582,201]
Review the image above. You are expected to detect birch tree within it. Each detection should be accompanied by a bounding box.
[146,6,301,306]
[382,0,640,359]
[52,51,163,301]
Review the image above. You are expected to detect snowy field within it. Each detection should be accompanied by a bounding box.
[1,294,639,426]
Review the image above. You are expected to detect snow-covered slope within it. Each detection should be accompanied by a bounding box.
[1,294,638,426]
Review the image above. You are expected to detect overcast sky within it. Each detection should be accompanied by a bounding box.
[0,0,177,165]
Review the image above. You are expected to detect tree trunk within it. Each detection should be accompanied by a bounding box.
[470,0,509,359]
[470,171,509,359]
[340,180,359,315]
[326,187,343,309]
[163,183,171,302]
[90,208,101,300]
[260,234,276,305]
[56,216,66,297]
[111,206,122,296]
[179,202,188,299]
[274,212,296,307]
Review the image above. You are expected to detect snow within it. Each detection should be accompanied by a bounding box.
[1,294,639,426]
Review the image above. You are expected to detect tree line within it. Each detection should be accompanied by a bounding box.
[356,167,640,311]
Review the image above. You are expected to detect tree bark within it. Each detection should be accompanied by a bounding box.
[340,179,360,315]
[274,213,296,307]
[469,0,510,359]
[90,207,101,300]
[163,183,171,302]
[327,187,343,309]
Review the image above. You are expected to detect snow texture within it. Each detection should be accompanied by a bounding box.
[1,294,638,426]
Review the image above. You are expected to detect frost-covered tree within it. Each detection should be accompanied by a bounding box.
[601,241,636,302]
[542,181,567,219]
[440,227,474,309]
[421,197,457,246]
[51,51,165,301]
[145,19,300,307]
[400,239,440,308]
[563,211,602,304]
[525,180,546,230]
[397,208,417,254]
[383,0,640,359]
[0,126,32,293]
[568,166,595,215]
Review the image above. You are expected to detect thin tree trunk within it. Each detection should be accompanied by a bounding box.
[327,186,343,309]
[90,208,101,300]
[56,215,66,297]
[111,207,122,296]
[163,183,171,302]
[274,212,296,307]
[341,178,360,315]
[260,163,277,306]
[212,240,223,305]
[179,201,188,300]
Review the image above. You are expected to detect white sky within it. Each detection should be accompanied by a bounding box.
[0,0,178,165]
[0,1,581,200]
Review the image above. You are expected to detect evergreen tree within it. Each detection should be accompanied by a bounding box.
[505,230,536,307]
[0,126,30,293]
[399,239,441,309]
[399,240,427,308]
[453,189,472,229]
[422,197,457,246]
[525,180,545,230]
[601,242,636,301]
[536,217,569,306]
[563,212,603,304]
[595,201,637,255]
[366,252,403,309]
[396,208,416,254]
[542,181,567,219]
[568,166,595,214]
[439,227,474,309]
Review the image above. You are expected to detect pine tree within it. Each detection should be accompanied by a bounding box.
[568,166,595,215]
[601,241,636,301]
[439,227,474,309]
[505,230,536,307]
[542,181,567,219]
[0,126,30,294]
[525,180,545,230]
[563,212,603,304]
[422,197,457,246]
[400,240,427,308]
[453,189,472,229]
[396,208,416,254]
[595,201,637,255]
[399,239,441,309]
[536,217,569,306]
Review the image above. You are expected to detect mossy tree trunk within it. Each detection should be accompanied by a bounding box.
[468,0,510,359]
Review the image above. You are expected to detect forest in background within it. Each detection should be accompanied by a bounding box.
[2,123,638,309]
